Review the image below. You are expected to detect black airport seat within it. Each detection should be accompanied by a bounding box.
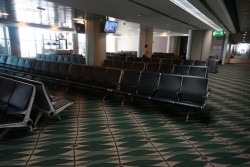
[112,60,123,69]
[57,56,64,62]
[182,60,194,66]
[173,65,190,75]
[40,61,51,75]
[68,64,83,81]
[70,56,77,63]
[57,63,70,79]
[103,59,113,67]
[63,56,71,63]
[150,58,161,63]
[146,63,160,72]
[23,59,33,73]
[103,68,123,90]
[0,76,36,137]
[126,56,135,61]
[0,74,73,128]
[16,58,26,71]
[132,62,145,71]
[118,70,141,94]
[123,61,134,70]
[159,64,173,74]
[31,60,43,74]
[131,71,160,99]
[10,56,20,70]
[175,76,208,109]
[4,56,13,69]
[51,55,58,61]
[0,55,8,68]
[92,66,107,87]
[189,66,208,77]
[48,62,60,77]
[194,60,207,66]
[77,57,85,64]
[152,74,182,103]
[135,57,143,62]
[79,65,95,84]
[45,55,52,61]
[0,78,16,112]
[106,55,112,60]
[172,60,182,65]
[161,59,172,65]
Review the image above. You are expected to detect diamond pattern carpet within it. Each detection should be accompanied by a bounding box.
[0,64,250,167]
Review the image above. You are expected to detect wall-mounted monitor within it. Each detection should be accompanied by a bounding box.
[104,20,118,33]
[75,23,85,34]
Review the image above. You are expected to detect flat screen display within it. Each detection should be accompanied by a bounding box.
[75,23,85,34]
[104,20,118,33]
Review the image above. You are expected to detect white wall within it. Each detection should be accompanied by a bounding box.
[116,35,138,52]
[106,35,117,52]
[152,36,168,53]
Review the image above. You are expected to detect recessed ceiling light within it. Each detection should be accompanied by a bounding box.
[245,31,248,33]
[153,32,157,34]
[243,34,246,36]
[127,27,132,30]
[243,36,246,38]
[166,23,170,26]
[137,14,141,17]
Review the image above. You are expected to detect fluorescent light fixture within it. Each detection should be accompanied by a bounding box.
[72,18,84,21]
[170,0,222,30]
[0,12,8,16]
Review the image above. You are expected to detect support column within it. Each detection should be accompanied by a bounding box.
[186,30,193,60]
[138,26,153,57]
[222,33,229,65]
[85,15,106,66]
[72,33,78,54]
[167,35,171,53]
[8,27,21,56]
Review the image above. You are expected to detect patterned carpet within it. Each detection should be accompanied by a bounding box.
[0,64,250,167]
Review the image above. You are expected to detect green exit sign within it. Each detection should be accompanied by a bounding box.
[213,30,224,36]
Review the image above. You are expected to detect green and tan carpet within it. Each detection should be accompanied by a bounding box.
[0,64,250,167]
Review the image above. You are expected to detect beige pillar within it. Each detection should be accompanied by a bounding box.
[85,15,106,66]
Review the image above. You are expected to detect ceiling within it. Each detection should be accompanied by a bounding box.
[0,0,250,43]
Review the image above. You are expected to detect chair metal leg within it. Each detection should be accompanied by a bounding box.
[33,111,43,129]
[0,128,11,139]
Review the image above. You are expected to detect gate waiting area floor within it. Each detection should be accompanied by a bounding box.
[0,64,250,167]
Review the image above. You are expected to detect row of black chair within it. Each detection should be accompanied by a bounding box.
[0,56,208,117]
[103,60,208,77]
[104,59,207,66]
[0,76,36,138]
[36,54,86,64]
[152,52,175,58]
[0,73,73,129]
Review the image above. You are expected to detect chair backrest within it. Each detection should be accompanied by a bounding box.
[156,74,182,100]
[8,82,34,112]
[182,60,194,66]
[58,63,70,79]
[48,62,60,76]
[189,66,208,77]
[179,76,208,106]
[104,68,123,89]
[146,63,160,72]
[32,60,43,74]
[68,64,82,81]
[51,55,58,61]
[0,55,8,66]
[161,59,172,65]
[159,64,173,74]
[126,56,135,61]
[103,59,113,67]
[194,60,207,66]
[123,61,134,70]
[136,71,160,96]
[150,58,161,63]
[0,77,16,106]
[173,65,190,75]
[132,62,145,71]
[57,56,64,62]
[40,61,51,75]
[80,65,95,83]
[112,60,123,69]
[119,70,141,93]
[23,59,33,72]
[92,66,107,84]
